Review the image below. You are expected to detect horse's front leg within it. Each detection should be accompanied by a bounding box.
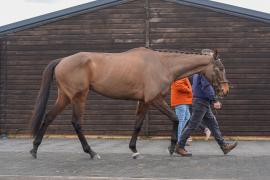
[129,101,148,159]
[152,95,178,156]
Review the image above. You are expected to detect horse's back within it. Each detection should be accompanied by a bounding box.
[88,50,149,100]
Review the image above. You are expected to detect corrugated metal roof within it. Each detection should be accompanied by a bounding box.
[0,0,270,35]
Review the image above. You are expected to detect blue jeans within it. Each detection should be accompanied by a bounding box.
[178,98,225,148]
[175,104,190,143]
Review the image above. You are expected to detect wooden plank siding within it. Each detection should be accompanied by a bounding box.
[148,0,270,136]
[1,0,270,136]
[3,0,146,136]
[0,39,3,135]
[0,37,7,136]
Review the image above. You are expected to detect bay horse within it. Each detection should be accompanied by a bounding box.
[30,47,229,159]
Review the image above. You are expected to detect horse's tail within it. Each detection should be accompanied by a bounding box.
[31,59,61,137]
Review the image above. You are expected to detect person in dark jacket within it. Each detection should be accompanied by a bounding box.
[175,74,237,156]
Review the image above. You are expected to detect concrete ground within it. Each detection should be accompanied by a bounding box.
[0,138,270,180]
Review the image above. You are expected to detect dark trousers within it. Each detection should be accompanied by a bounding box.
[179,98,225,148]
[188,106,207,132]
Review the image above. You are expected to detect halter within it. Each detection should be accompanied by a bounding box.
[219,80,230,84]
[211,58,230,95]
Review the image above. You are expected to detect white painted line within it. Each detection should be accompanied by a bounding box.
[0,175,236,180]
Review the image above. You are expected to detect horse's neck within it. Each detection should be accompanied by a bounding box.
[160,53,211,80]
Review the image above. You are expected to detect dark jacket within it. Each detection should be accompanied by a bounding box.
[192,74,216,102]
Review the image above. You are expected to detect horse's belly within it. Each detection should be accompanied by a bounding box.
[91,83,144,100]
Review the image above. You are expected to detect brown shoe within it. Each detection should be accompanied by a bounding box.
[175,144,192,157]
[221,142,238,155]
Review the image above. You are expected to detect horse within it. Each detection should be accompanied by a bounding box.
[30,47,229,159]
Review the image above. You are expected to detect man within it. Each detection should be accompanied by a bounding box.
[175,74,237,156]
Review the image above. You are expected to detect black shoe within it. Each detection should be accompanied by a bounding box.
[221,142,238,155]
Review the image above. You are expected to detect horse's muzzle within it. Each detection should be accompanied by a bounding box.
[221,83,230,96]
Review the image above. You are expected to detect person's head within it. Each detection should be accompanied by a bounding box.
[201,49,229,97]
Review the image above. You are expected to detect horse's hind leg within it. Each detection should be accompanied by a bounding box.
[129,101,148,159]
[30,90,69,158]
[151,95,178,156]
[71,90,100,159]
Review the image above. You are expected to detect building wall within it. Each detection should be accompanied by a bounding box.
[1,0,270,136]
[0,38,7,135]
[148,0,270,136]
[3,0,147,136]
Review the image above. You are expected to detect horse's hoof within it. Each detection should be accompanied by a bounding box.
[30,149,37,159]
[90,152,101,160]
[132,152,141,159]
[167,146,174,156]
[169,150,174,156]
[95,153,101,160]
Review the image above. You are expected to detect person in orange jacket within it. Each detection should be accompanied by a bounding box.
[171,77,193,145]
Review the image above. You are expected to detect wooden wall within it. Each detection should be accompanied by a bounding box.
[0,38,7,135]
[2,0,146,136]
[148,0,270,136]
[1,0,270,136]
[0,39,3,135]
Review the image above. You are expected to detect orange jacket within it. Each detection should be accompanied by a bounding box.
[170,77,193,107]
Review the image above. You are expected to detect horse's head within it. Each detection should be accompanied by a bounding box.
[201,49,230,97]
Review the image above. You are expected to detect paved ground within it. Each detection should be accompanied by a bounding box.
[0,138,270,180]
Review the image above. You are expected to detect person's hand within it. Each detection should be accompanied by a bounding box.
[213,101,222,109]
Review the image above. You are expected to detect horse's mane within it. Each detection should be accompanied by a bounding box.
[148,47,212,56]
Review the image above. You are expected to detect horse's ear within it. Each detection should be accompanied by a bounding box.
[213,49,218,60]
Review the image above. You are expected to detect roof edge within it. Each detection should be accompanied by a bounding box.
[169,0,270,23]
[0,0,129,36]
